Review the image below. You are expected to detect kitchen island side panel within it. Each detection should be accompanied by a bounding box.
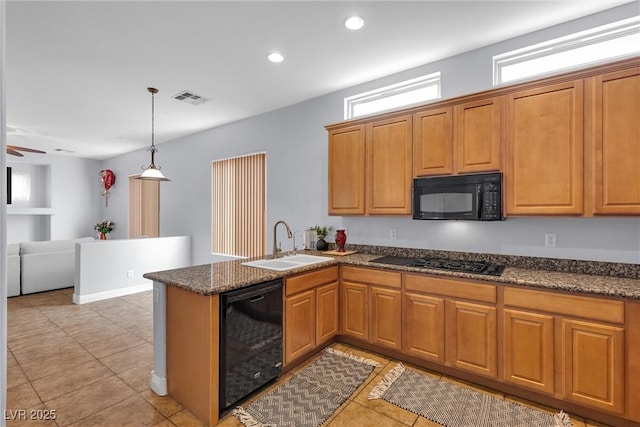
[166,285,219,426]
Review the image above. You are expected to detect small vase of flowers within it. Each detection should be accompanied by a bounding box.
[94,220,114,240]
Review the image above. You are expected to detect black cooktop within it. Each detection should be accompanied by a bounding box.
[369,255,505,276]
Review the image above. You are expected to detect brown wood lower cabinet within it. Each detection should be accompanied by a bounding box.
[284,267,338,365]
[370,286,402,350]
[341,281,369,341]
[503,309,625,413]
[316,282,339,345]
[403,274,498,379]
[403,292,445,363]
[562,319,624,414]
[503,309,555,394]
[281,265,638,425]
[284,289,316,363]
[448,300,497,378]
[340,266,402,349]
[503,286,628,418]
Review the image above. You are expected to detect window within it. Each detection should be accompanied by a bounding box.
[212,152,266,258]
[344,72,441,119]
[11,170,31,202]
[494,17,640,85]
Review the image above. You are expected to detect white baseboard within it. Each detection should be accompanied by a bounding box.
[150,371,168,396]
[73,282,153,304]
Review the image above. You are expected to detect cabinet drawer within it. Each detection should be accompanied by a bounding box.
[285,266,338,296]
[503,287,624,324]
[405,274,496,303]
[342,266,401,288]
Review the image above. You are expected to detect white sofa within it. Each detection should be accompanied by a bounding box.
[19,237,95,295]
[7,243,20,297]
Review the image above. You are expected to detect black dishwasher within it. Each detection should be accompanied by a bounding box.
[219,279,283,412]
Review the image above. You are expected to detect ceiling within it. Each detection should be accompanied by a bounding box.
[5,0,633,160]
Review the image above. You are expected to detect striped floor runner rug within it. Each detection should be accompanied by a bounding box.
[369,363,573,427]
[233,348,379,427]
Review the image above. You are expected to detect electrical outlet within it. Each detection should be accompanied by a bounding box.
[127,269,134,278]
[544,233,557,248]
[390,229,398,240]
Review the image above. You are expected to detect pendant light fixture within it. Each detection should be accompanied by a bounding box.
[136,87,170,181]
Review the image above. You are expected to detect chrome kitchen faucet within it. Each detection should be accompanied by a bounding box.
[272,220,292,259]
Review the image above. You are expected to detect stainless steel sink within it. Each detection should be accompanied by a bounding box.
[241,254,333,271]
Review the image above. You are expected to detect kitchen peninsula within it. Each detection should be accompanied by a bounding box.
[144,248,640,427]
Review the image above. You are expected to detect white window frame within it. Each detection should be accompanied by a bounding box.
[493,16,640,86]
[344,72,441,119]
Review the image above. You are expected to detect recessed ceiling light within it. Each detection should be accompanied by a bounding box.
[267,52,284,63]
[345,16,364,31]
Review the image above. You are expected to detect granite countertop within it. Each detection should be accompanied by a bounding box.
[143,251,640,300]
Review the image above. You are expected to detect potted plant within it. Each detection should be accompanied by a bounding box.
[311,225,333,251]
[94,220,115,240]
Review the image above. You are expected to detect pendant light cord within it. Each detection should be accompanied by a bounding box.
[151,88,155,149]
[147,87,159,165]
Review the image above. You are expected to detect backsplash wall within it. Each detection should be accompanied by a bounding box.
[340,216,640,265]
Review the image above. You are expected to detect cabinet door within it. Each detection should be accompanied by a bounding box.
[370,286,402,350]
[588,68,640,214]
[367,115,413,214]
[316,282,338,345]
[403,292,445,363]
[284,290,316,365]
[454,97,501,173]
[505,80,584,215]
[341,282,369,341]
[562,319,624,414]
[413,107,453,176]
[503,309,554,394]
[328,125,366,215]
[448,300,497,378]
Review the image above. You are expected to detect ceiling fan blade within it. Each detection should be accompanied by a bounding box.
[7,145,46,154]
[7,148,24,157]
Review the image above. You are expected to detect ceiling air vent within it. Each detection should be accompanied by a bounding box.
[172,90,209,105]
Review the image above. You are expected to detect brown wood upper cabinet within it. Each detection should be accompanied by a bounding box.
[413,107,453,176]
[454,97,502,174]
[366,115,413,215]
[327,115,412,216]
[505,80,584,215]
[328,125,366,215]
[413,97,501,177]
[328,58,639,218]
[586,67,640,215]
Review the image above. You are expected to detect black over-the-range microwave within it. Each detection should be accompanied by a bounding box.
[412,172,503,221]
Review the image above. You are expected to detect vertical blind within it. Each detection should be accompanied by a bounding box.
[212,152,266,257]
[128,176,160,238]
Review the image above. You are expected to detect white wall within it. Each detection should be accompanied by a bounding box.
[101,3,640,266]
[1,0,8,420]
[74,235,191,304]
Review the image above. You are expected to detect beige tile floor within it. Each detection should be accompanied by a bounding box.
[6,288,612,427]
